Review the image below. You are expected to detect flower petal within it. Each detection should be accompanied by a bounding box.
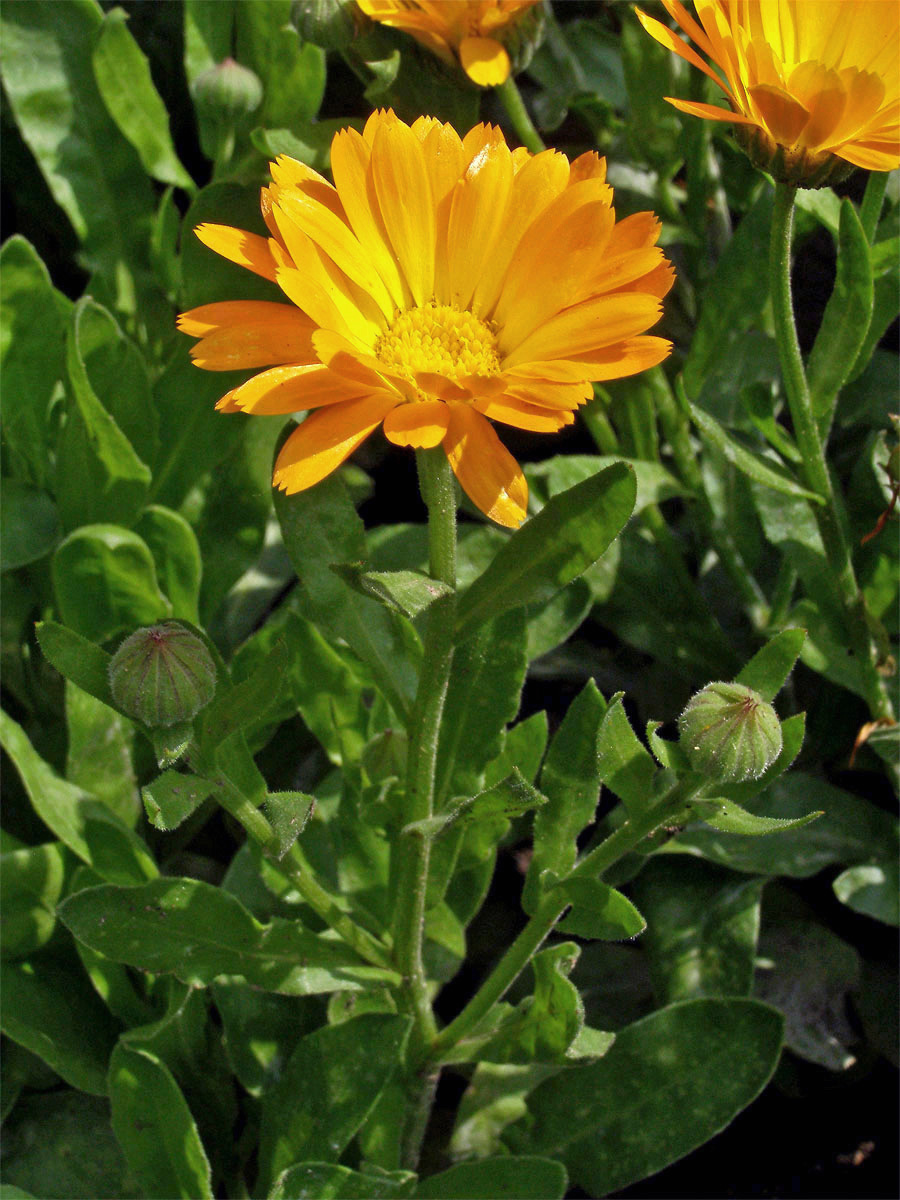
[272,393,397,493]
[227,364,384,415]
[447,141,514,311]
[459,36,511,87]
[501,292,662,366]
[383,400,450,447]
[177,301,316,370]
[371,118,436,306]
[442,403,527,528]
[477,394,574,432]
[194,224,278,282]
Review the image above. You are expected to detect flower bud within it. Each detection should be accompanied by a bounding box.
[678,682,783,783]
[191,58,263,125]
[291,0,358,54]
[733,124,856,189]
[109,623,217,727]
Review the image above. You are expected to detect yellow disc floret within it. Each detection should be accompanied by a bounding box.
[375,303,501,382]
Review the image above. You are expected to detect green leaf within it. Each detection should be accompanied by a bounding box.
[257,1014,412,1190]
[456,462,636,640]
[756,906,859,1070]
[415,1157,567,1200]
[483,711,549,788]
[0,843,66,959]
[405,769,547,841]
[0,708,157,884]
[833,860,899,926]
[735,628,807,701]
[505,998,784,1195]
[524,680,606,912]
[108,1044,212,1200]
[57,877,400,995]
[554,877,646,941]
[526,454,686,516]
[632,858,765,1002]
[56,301,154,530]
[0,236,71,488]
[0,0,155,286]
[142,770,215,831]
[434,609,527,806]
[37,620,116,709]
[450,1063,562,1162]
[134,506,202,623]
[525,579,594,662]
[689,795,822,836]
[0,1092,139,1200]
[275,472,420,720]
[269,1163,415,1200]
[685,395,823,503]
[808,198,873,428]
[333,565,453,620]
[669,772,896,877]
[183,0,233,85]
[200,637,287,750]
[1,956,122,1096]
[66,681,140,827]
[263,791,316,857]
[646,721,691,772]
[93,8,196,192]
[0,480,60,570]
[596,693,657,817]
[52,525,172,643]
[234,0,326,126]
[682,187,774,399]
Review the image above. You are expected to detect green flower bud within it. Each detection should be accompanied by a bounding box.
[191,57,263,124]
[678,682,783,783]
[109,623,217,728]
[291,0,358,54]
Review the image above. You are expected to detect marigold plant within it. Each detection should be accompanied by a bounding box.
[178,110,674,527]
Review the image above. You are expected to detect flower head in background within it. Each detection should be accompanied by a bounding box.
[636,0,900,185]
[357,0,541,86]
[178,111,673,527]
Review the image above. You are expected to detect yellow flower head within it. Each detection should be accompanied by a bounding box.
[636,0,900,184]
[178,111,673,528]
[357,0,541,86]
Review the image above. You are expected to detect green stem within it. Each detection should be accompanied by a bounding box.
[216,785,394,969]
[495,75,545,154]
[426,788,685,1064]
[859,170,888,243]
[770,181,893,720]
[391,449,458,1165]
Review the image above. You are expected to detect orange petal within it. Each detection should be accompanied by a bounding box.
[477,394,574,432]
[447,141,514,311]
[383,400,450,448]
[371,118,435,307]
[228,364,383,415]
[563,335,673,380]
[459,36,511,87]
[177,300,316,370]
[272,393,397,493]
[442,403,527,529]
[194,224,278,282]
[748,83,811,144]
[501,292,662,366]
[666,97,758,125]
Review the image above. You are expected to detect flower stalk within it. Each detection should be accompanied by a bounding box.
[769,181,893,721]
[495,75,545,154]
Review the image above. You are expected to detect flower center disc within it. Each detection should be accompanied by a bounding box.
[375,303,501,381]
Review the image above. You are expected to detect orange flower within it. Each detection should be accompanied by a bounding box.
[178,111,673,528]
[357,0,540,86]
[637,0,900,182]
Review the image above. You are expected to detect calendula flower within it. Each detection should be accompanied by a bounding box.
[357,0,540,86]
[178,111,673,528]
[636,0,900,184]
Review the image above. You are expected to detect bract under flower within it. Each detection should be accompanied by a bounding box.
[178,111,674,528]
[357,0,541,86]
[637,0,900,184]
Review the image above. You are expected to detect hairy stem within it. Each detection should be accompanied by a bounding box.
[770,181,893,720]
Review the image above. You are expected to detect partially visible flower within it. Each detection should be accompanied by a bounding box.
[357,0,541,86]
[178,111,673,528]
[636,0,900,185]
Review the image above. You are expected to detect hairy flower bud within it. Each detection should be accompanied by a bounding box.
[191,57,263,123]
[733,125,857,190]
[109,623,217,727]
[678,682,783,783]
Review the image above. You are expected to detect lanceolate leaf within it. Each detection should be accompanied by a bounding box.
[57,877,400,995]
[414,1157,568,1199]
[455,463,636,641]
[735,628,806,701]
